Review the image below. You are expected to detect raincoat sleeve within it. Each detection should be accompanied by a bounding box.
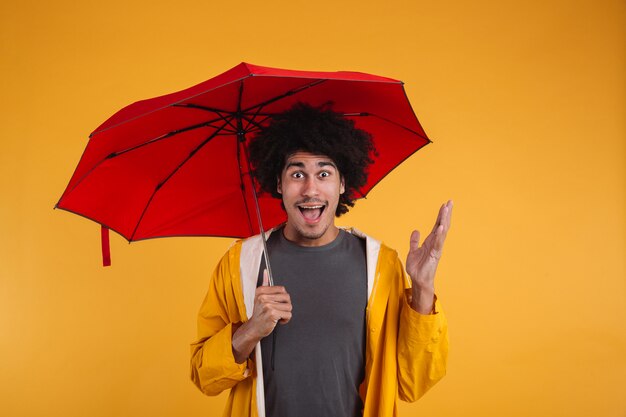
[190,246,252,396]
[396,257,449,402]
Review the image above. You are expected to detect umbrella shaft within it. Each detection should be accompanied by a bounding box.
[239,130,274,287]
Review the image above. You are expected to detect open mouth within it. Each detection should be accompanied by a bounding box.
[297,204,326,222]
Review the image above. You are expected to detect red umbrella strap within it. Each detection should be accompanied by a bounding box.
[101,225,111,267]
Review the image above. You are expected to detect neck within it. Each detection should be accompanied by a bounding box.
[282,224,340,247]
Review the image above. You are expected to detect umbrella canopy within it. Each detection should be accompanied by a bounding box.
[56,62,430,251]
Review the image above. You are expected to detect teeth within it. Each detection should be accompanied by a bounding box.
[299,205,323,209]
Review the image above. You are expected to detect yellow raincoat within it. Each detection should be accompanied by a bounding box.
[191,229,448,417]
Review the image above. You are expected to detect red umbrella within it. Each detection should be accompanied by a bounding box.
[56,62,431,266]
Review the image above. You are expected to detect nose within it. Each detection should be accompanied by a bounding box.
[302,176,319,197]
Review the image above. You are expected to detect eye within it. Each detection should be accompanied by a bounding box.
[292,172,304,179]
[319,171,330,178]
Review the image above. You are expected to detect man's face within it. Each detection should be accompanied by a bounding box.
[277,152,345,246]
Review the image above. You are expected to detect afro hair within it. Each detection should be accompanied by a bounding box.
[248,102,377,216]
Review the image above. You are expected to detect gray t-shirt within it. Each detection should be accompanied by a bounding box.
[257,228,368,417]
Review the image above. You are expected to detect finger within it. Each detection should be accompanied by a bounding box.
[430,203,446,234]
[257,285,288,295]
[438,201,453,238]
[444,200,453,230]
[409,230,420,252]
[262,269,269,287]
[263,307,292,328]
[278,312,292,324]
[272,310,292,322]
[257,293,291,304]
[271,296,293,307]
[271,301,293,311]
[433,224,446,252]
[434,211,455,253]
[270,315,280,326]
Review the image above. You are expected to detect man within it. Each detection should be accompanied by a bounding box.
[190,103,451,417]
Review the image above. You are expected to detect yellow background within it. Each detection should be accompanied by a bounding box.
[1,0,624,416]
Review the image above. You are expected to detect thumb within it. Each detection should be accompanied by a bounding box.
[262,269,269,286]
[409,230,421,252]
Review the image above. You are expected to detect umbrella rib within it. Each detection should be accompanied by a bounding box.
[243,126,262,135]
[174,80,328,135]
[114,117,228,156]
[175,103,241,134]
[129,123,229,241]
[348,112,431,142]
[241,110,257,133]
[239,112,271,133]
[357,139,432,200]
[90,74,257,137]
[241,79,327,114]
[241,101,269,133]
[215,109,239,133]
[172,103,231,114]
[60,116,228,200]
[242,104,277,134]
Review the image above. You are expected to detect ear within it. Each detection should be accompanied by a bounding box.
[340,177,345,195]
[277,177,282,194]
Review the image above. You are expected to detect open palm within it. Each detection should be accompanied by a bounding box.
[406,201,453,292]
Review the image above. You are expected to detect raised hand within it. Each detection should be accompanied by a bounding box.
[405,200,453,314]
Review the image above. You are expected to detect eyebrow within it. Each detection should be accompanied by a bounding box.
[285,160,337,170]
